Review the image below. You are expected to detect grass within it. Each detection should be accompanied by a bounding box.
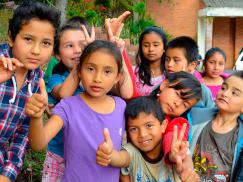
[0,9,12,42]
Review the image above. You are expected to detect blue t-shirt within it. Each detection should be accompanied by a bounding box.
[47,71,84,157]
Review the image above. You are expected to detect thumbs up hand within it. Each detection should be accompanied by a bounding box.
[25,78,48,118]
[96,128,114,166]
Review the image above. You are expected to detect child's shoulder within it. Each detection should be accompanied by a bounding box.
[113,96,126,107]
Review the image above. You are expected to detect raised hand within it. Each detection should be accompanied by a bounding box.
[25,78,48,118]
[169,123,189,173]
[81,25,95,46]
[0,54,23,83]
[96,128,113,166]
[106,11,131,38]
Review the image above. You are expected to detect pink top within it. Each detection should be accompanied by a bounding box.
[193,70,229,101]
[133,66,165,96]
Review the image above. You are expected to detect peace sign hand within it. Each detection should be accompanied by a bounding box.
[81,25,95,46]
[169,123,189,173]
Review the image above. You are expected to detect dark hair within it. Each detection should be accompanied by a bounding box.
[125,96,165,130]
[77,40,123,73]
[150,71,202,101]
[166,36,199,64]
[136,26,168,86]
[229,70,243,80]
[8,0,60,42]
[53,17,90,75]
[203,47,226,68]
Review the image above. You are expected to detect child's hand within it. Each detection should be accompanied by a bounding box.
[106,11,131,38]
[0,54,23,83]
[81,25,95,46]
[96,128,113,166]
[180,168,199,182]
[169,123,189,173]
[25,78,48,118]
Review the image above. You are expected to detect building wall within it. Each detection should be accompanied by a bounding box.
[146,0,242,68]
[146,0,201,39]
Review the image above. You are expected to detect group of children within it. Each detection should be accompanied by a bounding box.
[0,1,243,182]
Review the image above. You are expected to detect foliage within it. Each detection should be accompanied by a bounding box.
[67,0,163,44]
[0,9,12,42]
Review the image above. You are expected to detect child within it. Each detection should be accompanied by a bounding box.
[26,40,126,182]
[189,71,243,181]
[0,1,60,181]
[96,96,199,182]
[164,36,214,108]
[200,47,229,101]
[42,18,94,182]
[151,72,202,163]
[134,26,168,96]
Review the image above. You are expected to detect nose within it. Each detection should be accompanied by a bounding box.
[139,128,147,138]
[31,43,40,55]
[173,99,182,107]
[74,44,82,54]
[94,71,102,83]
[149,45,154,52]
[221,88,230,97]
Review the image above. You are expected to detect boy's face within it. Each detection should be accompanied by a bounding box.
[57,29,86,71]
[9,19,55,71]
[216,76,243,114]
[158,81,198,116]
[165,48,197,74]
[127,112,167,160]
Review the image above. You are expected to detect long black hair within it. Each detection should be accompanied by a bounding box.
[136,26,168,86]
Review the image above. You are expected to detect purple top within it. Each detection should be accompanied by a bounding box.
[52,95,126,182]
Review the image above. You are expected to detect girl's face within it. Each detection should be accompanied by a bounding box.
[141,32,164,63]
[79,50,120,98]
[9,19,55,71]
[204,52,225,78]
[57,29,86,71]
[158,81,198,116]
[216,76,243,114]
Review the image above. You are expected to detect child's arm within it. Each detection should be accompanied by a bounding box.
[51,68,80,99]
[105,16,136,99]
[163,117,189,165]
[96,128,130,167]
[0,55,23,83]
[25,79,63,151]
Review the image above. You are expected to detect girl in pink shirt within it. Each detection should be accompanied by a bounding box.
[200,47,229,101]
[134,26,167,96]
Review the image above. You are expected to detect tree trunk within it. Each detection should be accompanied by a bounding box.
[55,0,67,25]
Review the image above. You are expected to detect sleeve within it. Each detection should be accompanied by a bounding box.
[120,143,135,176]
[2,117,30,181]
[201,84,214,107]
[52,99,69,128]
[122,51,139,98]
[47,74,64,94]
[163,117,189,164]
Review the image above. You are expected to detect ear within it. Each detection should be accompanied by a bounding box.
[159,79,169,91]
[8,32,14,48]
[187,61,197,74]
[115,73,122,84]
[55,54,61,62]
[160,119,168,134]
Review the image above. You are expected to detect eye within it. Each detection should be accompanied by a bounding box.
[176,91,180,96]
[221,85,226,91]
[104,70,112,75]
[65,44,73,48]
[174,58,180,63]
[43,41,52,47]
[146,123,153,128]
[87,66,94,72]
[24,37,32,43]
[129,127,138,133]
